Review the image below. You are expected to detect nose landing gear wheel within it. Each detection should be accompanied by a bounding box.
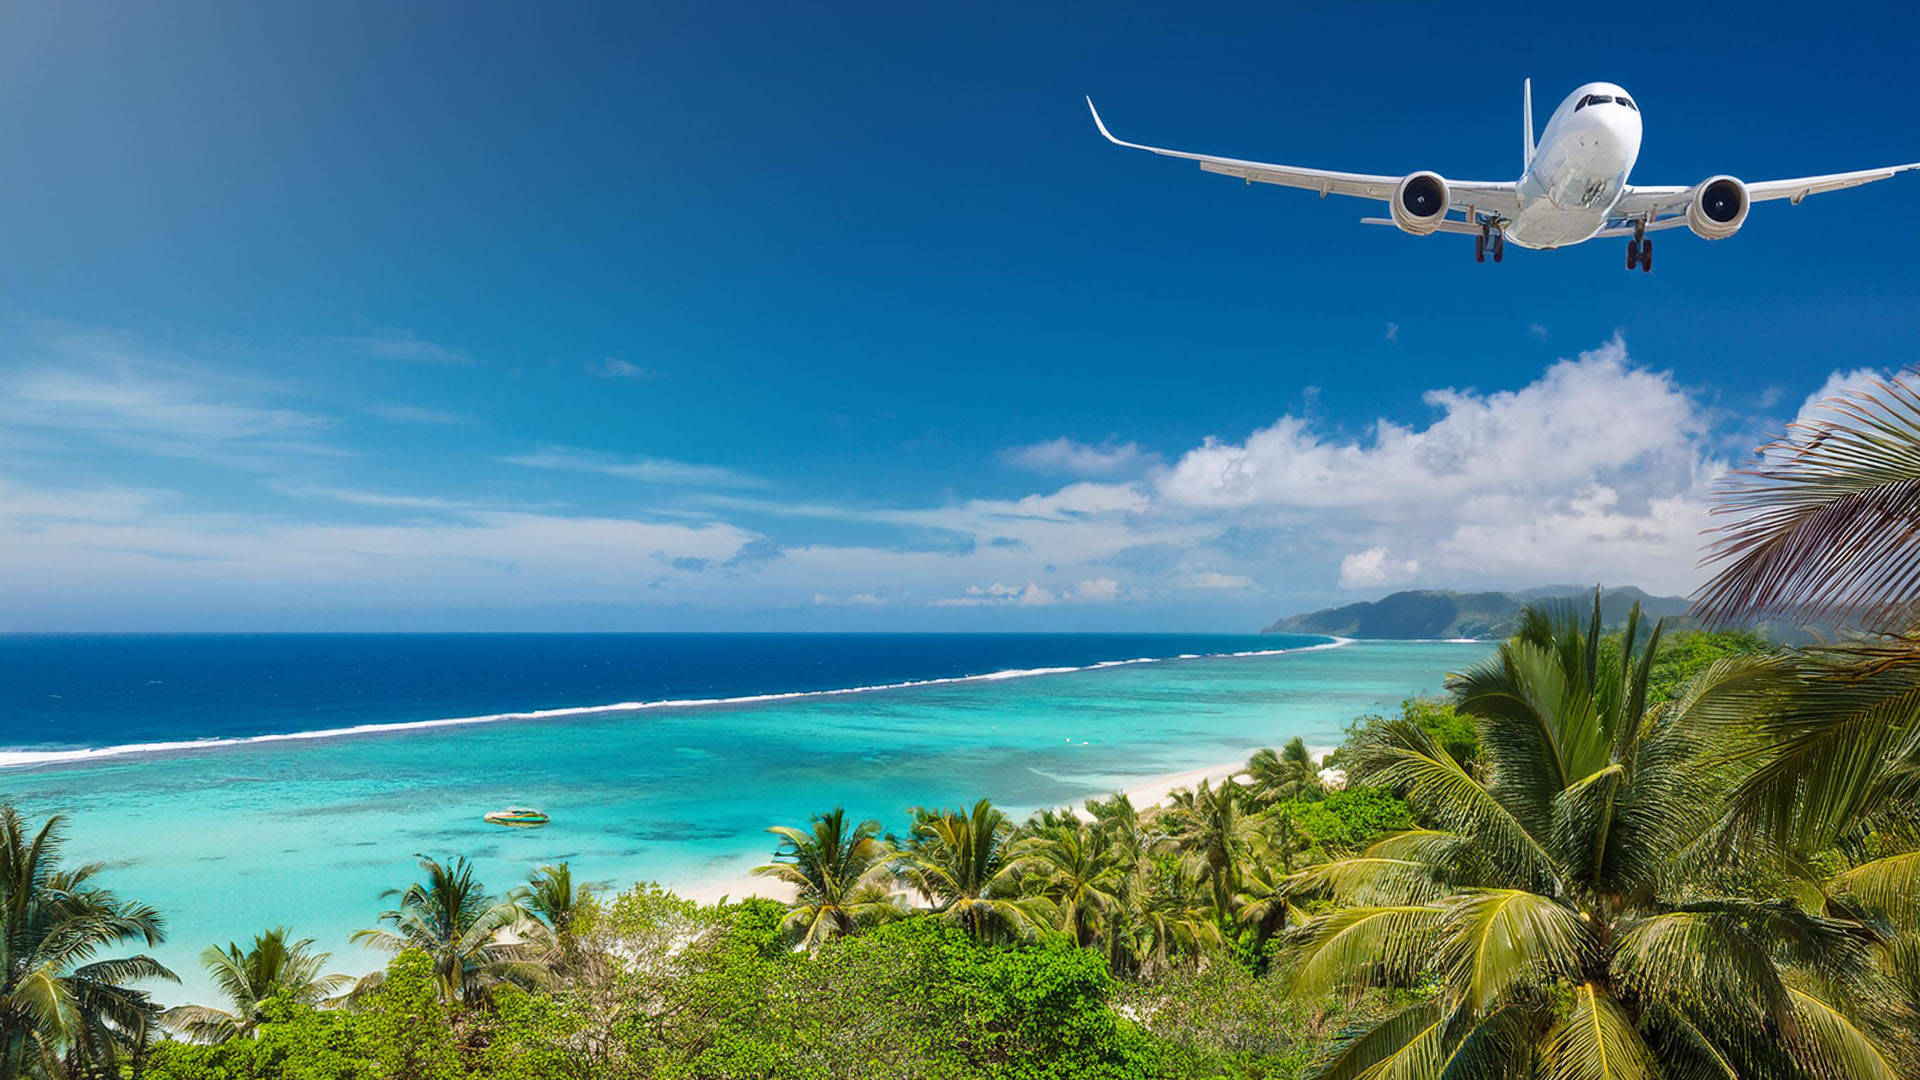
[1639,238,1653,272]
[1627,238,1640,270]
[1475,232,1486,263]
[1492,233,1504,263]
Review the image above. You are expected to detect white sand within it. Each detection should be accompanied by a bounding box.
[1120,760,1251,808]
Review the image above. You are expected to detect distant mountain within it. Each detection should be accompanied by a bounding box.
[1263,586,1693,640]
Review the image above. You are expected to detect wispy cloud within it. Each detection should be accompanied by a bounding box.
[502,445,763,488]
[335,329,473,366]
[1178,571,1255,590]
[590,358,653,379]
[1000,437,1159,477]
[265,484,541,514]
[367,403,468,425]
[3,333,338,469]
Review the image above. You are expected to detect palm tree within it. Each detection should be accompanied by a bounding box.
[1233,815,1310,959]
[1246,737,1322,807]
[1160,776,1254,918]
[898,799,1042,941]
[1,805,175,1080]
[162,928,348,1043]
[351,855,532,1004]
[522,863,595,942]
[1126,861,1225,977]
[753,808,896,950]
[1017,819,1127,948]
[1276,594,1911,1078]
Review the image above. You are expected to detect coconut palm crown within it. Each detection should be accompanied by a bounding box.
[351,855,533,1004]
[898,799,1043,941]
[161,927,347,1043]
[752,808,896,950]
[1,805,175,1080]
[1277,594,1910,1079]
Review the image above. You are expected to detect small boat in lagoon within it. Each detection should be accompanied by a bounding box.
[484,807,549,827]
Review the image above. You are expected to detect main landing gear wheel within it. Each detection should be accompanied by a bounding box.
[1475,232,1486,263]
[1627,220,1651,272]
[1492,233,1505,263]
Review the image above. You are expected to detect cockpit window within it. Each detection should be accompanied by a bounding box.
[1588,94,1613,106]
[1574,96,1587,111]
[1618,97,1637,111]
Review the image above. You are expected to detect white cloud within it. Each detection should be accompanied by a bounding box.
[1385,322,1400,343]
[1073,578,1121,602]
[1338,547,1420,589]
[813,591,887,606]
[503,445,762,488]
[1154,337,1717,593]
[590,358,653,380]
[336,329,473,365]
[3,338,337,469]
[1000,438,1159,477]
[1529,323,1549,341]
[1178,571,1255,590]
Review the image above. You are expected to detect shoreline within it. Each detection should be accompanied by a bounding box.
[0,637,1355,772]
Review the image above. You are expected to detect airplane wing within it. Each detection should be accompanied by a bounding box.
[1614,162,1920,218]
[1088,97,1520,219]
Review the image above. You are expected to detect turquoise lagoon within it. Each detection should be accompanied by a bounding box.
[2,638,1485,1004]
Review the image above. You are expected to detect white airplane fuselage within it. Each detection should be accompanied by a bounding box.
[1506,82,1642,249]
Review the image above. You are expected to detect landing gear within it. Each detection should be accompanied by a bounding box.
[1626,221,1652,273]
[1475,221,1504,264]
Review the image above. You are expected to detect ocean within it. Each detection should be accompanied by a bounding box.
[0,633,1487,1004]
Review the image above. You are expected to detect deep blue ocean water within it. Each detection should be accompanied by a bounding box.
[0,632,1321,752]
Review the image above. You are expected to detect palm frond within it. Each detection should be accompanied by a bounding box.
[1540,984,1659,1080]
[1307,1000,1447,1080]
[1438,889,1593,1016]
[1695,373,1920,634]
[1783,985,1905,1080]
[1280,904,1447,1001]
[1353,720,1560,895]
[1834,849,1920,920]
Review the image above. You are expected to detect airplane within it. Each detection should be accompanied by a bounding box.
[1087,81,1919,270]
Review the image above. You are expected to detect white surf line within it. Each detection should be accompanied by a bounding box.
[0,637,1357,770]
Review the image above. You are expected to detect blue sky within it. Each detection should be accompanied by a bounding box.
[3,1,1917,631]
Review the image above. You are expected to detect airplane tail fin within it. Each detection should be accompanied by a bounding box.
[1522,78,1535,171]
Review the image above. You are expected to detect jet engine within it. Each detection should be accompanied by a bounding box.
[1390,172,1450,235]
[1686,175,1750,240]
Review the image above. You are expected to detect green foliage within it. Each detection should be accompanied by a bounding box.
[1267,786,1414,863]
[141,952,458,1080]
[1644,628,1771,704]
[1330,697,1479,772]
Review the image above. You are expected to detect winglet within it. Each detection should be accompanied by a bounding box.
[1086,96,1123,146]
[1522,78,1535,171]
